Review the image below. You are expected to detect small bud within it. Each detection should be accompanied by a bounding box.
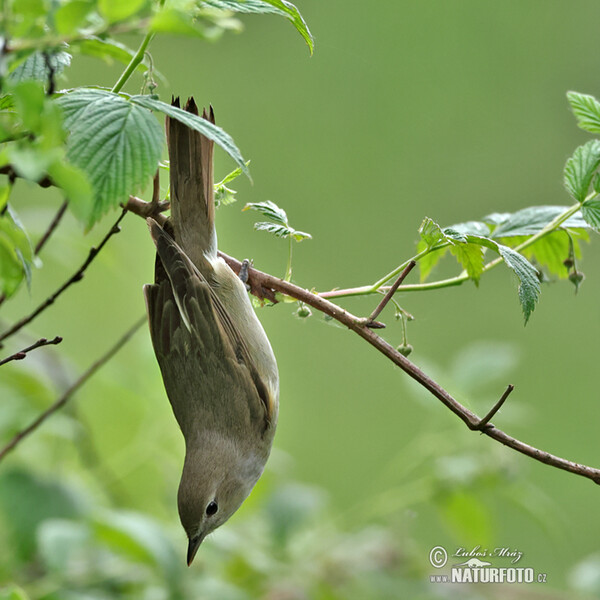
[563,257,574,269]
[569,270,585,291]
[397,343,413,357]
[296,304,312,318]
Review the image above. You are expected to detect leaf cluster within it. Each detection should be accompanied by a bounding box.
[0,0,313,298]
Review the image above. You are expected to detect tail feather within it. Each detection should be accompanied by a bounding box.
[167,97,216,274]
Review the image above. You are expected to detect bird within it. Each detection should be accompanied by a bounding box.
[143,98,279,565]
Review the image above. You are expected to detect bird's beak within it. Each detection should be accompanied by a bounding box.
[187,534,203,566]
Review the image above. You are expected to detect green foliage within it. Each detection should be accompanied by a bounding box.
[567,91,600,135]
[200,0,314,53]
[214,162,248,207]
[564,140,600,202]
[418,216,541,322]
[57,89,164,226]
[130,94,248,174]
[0,207,34,299]
[243,200,312,241]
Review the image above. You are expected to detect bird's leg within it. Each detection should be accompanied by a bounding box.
[239,259,252,291]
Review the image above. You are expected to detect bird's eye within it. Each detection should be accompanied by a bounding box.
[206,501,218,516]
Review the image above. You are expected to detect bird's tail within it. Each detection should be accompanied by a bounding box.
[167,97,216,273]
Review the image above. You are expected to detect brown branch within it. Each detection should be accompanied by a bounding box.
[475,384,514,430]
[35,200,68,255]
[0,209,127,344]
[0,336,62,367]
[0,317,145,462]
[366,260,417,327]
[123,196,600,484]
[218,251,600,486]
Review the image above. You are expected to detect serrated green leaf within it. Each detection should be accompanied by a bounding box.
[508,229,588,279]
[58,89,163,226]
[418,217,445,248]
[449,242,484,283]
[581,198,600,232]
[564,140,600,203]
[417,241,449,281]
[98,0,147,23]
[244,200,288,225]
[201,0,288,15]
[496,243,540,323]
[567,91,600,134]
[490,205,589,238]
[130,95,247,174]
[259,0,314,54]
[8,51,71,84]
[467,235,540,322]
[214,184,237,208]
[254,221,292,238]
[446,220,491,237]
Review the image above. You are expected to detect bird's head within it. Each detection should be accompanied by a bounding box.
[177,432,266,565]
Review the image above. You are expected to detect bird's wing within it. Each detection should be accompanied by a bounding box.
[144,218,273,431]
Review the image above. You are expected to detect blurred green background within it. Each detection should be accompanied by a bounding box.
[3,1,600,598]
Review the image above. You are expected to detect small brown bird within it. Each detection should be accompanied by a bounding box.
[144,99,279,565]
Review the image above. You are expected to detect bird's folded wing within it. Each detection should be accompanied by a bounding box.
[145,219,272,428]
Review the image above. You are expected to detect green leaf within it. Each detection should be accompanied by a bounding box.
[418,216,445,248]
[216,161,249,186]
[57,89,164,226]
[0,204,35,297]
[244,200,288,225]
[199,0,314,53]
[259,0,314,54]
[497,244,540,322]
[417,217,449,280]
[467,235,540,322]
[488,205,589,238]
[130,95,248,174]
[512,229,588,279]
[567,91,600,134]
[54,0,95,35]
[254,221,291,237]
[74,37,147,71]
[150,7,212,37]
[581,198,600,232]
[449,242,484,283]
[46,160,94,220]
[245,200,311,241]
[98,0,147,23]
[564,140,600,202]
[9,51,71,84]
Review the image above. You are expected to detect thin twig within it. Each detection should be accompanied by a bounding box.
[35,200,68,255]
[0,317,145,462]
[0,209,127,344]
[366,260,416,327]
[476,384,515,430]
[218,251,600,485]
[0,336,62,367]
